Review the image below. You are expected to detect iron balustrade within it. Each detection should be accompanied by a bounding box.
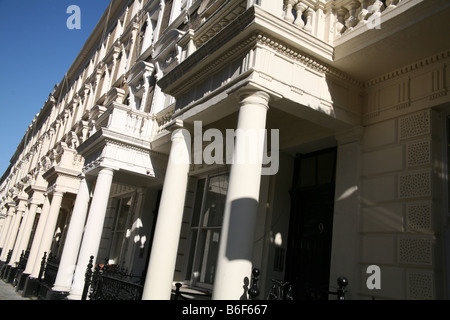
[83,256,144,300]
[33,252,64,300]
[329,276,349,300]
[40,253,60,288]
[12,249,29,289]
[267,279,294,300]
[0,250,12,279]
[82,261,348,300]
[261,268,348,300]
[37,252,47,282]
[249,268,261,300]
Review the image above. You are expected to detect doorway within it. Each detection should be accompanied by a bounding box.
[285,147,337,300]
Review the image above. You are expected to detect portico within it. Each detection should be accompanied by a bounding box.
[142,0,361,298]
[0,0,449,301]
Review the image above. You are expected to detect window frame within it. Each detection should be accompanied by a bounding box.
[186,170,229,289]
[108,192,135,266]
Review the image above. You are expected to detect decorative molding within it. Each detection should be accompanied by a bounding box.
[399,110,431,141]
[406,202,433,232]
[399,237,433,266]
[255,33,361,85]
[364,50,450,87]
[406,139,431,168]
[398,170,432,200]
[407,271,434,300]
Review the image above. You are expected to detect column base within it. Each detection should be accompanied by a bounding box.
[2,265,11,281]
[52,284,71,293]
[66,293,82,300]
[6,266,17,284]
[15,272,29,292]
[48,289,69,300]
[52,285,71,300]
[22,276,39,298]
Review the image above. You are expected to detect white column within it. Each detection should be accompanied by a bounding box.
[142,127,191,300]
[9,202,38,266]
[213,90,270,300]
[68,167,114,300]
[1,207,22,262]
[9,205,30,266]
[24,195,50,276]
[28,191,64,278]
[53,175,91,293]
[0,206,14,254]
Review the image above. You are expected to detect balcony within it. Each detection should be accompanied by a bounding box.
[95,102,154,143]
[279,0,450,81]
[76,88,164,184]
[158,0,449,131]
[171,0,449,86]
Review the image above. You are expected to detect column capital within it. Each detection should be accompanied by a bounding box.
[164,118,184,133]
[171,127,190,142]
[238,89,270,110]
[98,167,115,176]
[51,190,65,198]
[27,200,40,208]
[7,206,16,216]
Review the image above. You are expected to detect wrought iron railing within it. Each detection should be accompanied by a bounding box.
[0,249,12,279]
[83,256,144,300]
[40,253,60,287]
[267,279,294,300]
[36,252,61,300]
[250,267,348,300]
[12,249,29,288]
[82,260,347,300]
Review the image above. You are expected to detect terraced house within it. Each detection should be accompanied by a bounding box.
[0,0,450,300]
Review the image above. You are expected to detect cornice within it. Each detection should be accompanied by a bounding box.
[158,4,256,93]
[159,5,364,97]
[363,49,450,87]
[254,33,362,87]
[160,28,363,99]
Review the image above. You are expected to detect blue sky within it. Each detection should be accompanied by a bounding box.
[0,0,111,175]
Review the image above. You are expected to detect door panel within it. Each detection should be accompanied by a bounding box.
[286,148,337,300]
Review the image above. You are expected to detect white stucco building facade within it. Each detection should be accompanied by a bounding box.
[0,0,450,300]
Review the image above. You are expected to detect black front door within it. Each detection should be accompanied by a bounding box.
[285,147,337,300]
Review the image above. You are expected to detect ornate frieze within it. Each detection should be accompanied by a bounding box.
[407,271,434,300]
[363,51,450,124]
[166,27,362,127]
[194,0,247,48]
[399,236,433,266]
[406,202,433,233]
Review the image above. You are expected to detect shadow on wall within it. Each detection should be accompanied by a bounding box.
[225,197,259,300]
[225,197,259,260]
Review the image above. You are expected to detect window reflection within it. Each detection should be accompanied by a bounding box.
[187,172,229,286]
